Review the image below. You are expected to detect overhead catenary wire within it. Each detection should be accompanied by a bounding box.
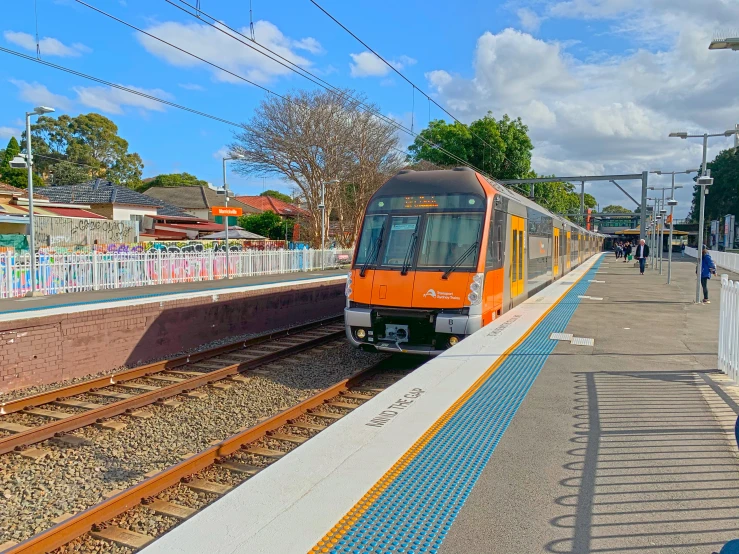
[307,0,528,175]
[71,0,498,178]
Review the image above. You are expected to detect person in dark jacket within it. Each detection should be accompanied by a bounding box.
[634,239,649,275]
[700,246,717,303]
[623,242,632,263]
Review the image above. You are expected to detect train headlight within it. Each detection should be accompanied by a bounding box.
[345,272,353,297]
[449,336,459,346]
[356,328,366,339]
[468,273,483,305]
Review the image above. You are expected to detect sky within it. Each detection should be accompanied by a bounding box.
[1,0,739,216]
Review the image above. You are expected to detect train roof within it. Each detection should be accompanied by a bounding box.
[376,168,485,197]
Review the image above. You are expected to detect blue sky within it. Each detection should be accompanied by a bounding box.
[2,0,739,216]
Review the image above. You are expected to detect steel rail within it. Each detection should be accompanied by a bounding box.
[3,361,385,554]
[0,319,344,456]
[1,316,343,416]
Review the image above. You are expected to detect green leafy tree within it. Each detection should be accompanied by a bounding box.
[601,205,632,214]
[50,161,94,187]
[237,210,286,240]
[260,189,292,203]
[139,172,208,191]
[2,137,20,167]
[0,137,43,188]
[408,112,533,179]
[689,147,739,223]
[28,113,143,187]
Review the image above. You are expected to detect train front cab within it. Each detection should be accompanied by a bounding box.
[345,169,509,355]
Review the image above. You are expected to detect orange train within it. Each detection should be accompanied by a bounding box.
[344,167,604,355]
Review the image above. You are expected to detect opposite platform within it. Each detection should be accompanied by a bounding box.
[0,271,346,392]
[143,253,605,554]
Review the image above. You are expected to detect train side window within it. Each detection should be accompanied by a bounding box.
[497,225,502,262]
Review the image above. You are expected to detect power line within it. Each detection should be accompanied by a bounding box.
[72,0,495,177]
[307,0,527,175]
[0,46,241,126]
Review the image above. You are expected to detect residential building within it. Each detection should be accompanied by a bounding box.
[234,195,310,219]
[143,186,260,226]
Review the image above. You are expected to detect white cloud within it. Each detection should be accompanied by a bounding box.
[293,37,324,54]
[517,8,543,32]
[0,126,21,140]
[74,85,172,114]
[137,20,317,84]
[350,52,416,77]
[9,79,74,111]
[425,2,739,217]
[178,83,205,91]
[4,31,90,57]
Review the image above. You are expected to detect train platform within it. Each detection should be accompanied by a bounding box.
[0,269,347,322]
[0,270,347,393]
[142,253,739,554]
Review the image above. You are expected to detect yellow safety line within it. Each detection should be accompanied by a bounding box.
[309,256,600,553]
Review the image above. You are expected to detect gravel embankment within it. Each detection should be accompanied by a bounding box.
[0,342,385,546]
[0,317,339,404]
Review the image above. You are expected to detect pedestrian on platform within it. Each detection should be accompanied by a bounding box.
[680,242,686,257]
[634,239,649,275]
[699,245,717,303]
[623,242,632,263]
[615,242,622,259]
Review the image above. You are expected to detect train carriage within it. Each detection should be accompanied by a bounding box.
[345,168,603,355]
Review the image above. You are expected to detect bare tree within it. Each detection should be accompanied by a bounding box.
[231,89,402,247]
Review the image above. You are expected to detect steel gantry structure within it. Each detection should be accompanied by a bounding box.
[499,172,650,239]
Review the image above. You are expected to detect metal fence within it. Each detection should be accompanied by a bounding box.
[719,275,739,383]
[0,248,353,299]
[685,247,739,273]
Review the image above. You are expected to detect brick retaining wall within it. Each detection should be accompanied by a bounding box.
[0,281,346,393]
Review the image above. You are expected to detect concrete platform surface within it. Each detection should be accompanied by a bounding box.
[441,256,739,554]
[0,269,346,321]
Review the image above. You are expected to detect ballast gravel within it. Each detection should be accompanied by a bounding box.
[0,343,384,546]
[0,316,336,403]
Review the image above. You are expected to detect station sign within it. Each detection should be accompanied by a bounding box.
[212,206,243,217]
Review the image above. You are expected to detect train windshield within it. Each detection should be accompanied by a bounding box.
[381,216,420,267]
[355,214,386,266]
[417,213,483,269]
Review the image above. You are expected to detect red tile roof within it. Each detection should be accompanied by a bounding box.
[0,182,49,200]
[234,195,310,217]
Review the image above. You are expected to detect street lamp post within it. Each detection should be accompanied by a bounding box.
[221,154,244,279]
[319,179,339,270]
[23,106,55,297]
[669,130,738,303]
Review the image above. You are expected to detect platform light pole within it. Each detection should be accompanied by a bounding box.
[669,129,738,303]
[20,106,55,297]
[651,169,698,284]
[221,154,244,279]
[319,179,339,270]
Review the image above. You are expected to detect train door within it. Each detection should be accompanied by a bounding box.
[553,228,560,278]
[510,216,525,297]
[566,231,571,271]
[578,234,583,264]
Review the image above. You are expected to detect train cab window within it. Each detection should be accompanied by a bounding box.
[380,216,420,267]
[417,213,482,269]
[354,214,387,266]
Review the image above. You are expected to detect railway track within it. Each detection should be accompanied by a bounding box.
[0,318,345,458]
[2,356,416,553]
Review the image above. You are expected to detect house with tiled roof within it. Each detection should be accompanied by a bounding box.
[143,186,260,226]
[234,195,310,219]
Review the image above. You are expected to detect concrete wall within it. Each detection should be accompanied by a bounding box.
[0,280,345,393]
